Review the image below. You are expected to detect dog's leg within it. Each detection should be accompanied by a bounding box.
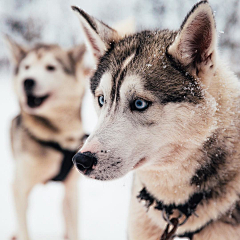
[128,195,163,240]
[63,168,79,240]
[12,150,62,240]
[12,176,34,240]
[128,177,163,240]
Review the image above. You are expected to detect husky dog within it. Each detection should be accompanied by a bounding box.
[72,1,240,240]
[6,36,89,240]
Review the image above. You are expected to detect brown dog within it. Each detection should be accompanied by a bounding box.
[6,36,89,240]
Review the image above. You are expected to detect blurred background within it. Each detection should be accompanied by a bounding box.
[0,0,240,239]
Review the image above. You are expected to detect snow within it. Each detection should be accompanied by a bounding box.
[0,70,133,240]
[1,0,240,76]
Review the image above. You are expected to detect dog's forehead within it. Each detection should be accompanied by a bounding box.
[96,71,144,97]
[17,45,75,76]
[95,72,112,95]
[23,51,52,63]
[91,30,173,93]
[22,46,61,64]
[91,29,203,105]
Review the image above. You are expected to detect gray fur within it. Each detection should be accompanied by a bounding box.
[73,1,240,239]
[91,30,203,107]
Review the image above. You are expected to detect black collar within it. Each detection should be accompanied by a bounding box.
[137,187,211,239]
[24,120,88,154]
[137,187,203,218]
[22,118,89,181]
[32,133,89,182]
[17,114,89,181]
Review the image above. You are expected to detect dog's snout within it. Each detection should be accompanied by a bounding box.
[24,79,35,92]
[73,152,97,172]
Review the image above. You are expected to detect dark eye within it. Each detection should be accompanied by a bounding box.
[98,95,104,107]
[25,65,30,70]
[132,99,150,111]
[46,65,56,71]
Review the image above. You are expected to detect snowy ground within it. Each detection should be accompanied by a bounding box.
[0,71,133,240]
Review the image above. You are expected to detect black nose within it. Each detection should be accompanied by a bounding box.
[24,79,35,92]
[72,152,97,171]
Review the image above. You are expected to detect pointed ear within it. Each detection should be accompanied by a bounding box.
[168,1,217,77]
[68,44,93,77]
[68,44,86,63]
[4,34,27,65]
[72,6,120,63]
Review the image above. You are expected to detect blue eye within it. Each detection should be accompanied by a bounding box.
[132,99,149,111]
[98,95,104,107]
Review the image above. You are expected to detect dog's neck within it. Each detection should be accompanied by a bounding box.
[20,104,84,150]
[135,128,240,236]
[136,144,199,205]
[136,128,237,204]
[208,60,240,123]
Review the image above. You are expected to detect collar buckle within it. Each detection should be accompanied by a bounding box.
[162,208,189,227]
[160,217,179,240]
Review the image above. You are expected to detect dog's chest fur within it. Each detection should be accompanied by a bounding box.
[11,112,84,182]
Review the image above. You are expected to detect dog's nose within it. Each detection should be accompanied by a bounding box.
[24,79,35,92]
[72,152,97,170]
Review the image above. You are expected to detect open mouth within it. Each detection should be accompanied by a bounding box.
[27,94,49,108]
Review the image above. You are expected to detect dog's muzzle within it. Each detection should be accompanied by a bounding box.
[72,151,97,175]
[24,78,35,93]
[23,78,49,108]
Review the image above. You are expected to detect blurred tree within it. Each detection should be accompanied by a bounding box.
[1,0,240,76]
[5,17,42,42]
